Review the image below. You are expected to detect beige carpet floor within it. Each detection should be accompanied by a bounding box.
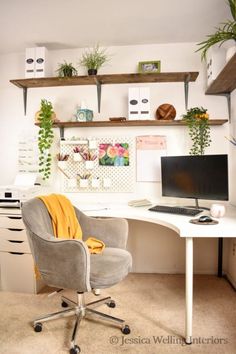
[0,274,236,354]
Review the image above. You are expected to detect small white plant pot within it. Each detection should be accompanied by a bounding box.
[58,160,68,169]
[80,179,88,188]
[85,160,94,170]
[73,153,82,162]
[103,178,111,188]
[89,140,97,149]
[68,178,77,188]
[91,178,100,188]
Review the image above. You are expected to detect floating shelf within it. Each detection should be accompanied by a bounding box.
[10,71,199,115]
[45,119,227,128]
[205,53,236,121]
[205,53,236,95]
[35,119,227,139]
[10,72,199,88]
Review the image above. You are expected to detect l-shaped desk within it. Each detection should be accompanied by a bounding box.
[72,201,236,344]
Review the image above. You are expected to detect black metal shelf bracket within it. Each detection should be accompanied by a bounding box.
[23,87,28,115]
[94,77,102,113]
[59,127,65,140]
[184,73,191,110]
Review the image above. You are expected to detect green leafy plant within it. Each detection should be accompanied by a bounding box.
[79,44,108,73]
[182,107,211,155]
[56,61,78,77]
[196,0,236,60]
[38,99,54,180]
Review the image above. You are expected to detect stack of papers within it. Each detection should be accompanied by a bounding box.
[128,199,152,207]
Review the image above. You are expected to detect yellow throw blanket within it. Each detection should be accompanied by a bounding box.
[38,194,105,254]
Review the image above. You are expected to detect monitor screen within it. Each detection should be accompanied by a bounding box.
[161,155,228,201]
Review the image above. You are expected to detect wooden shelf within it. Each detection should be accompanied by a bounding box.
[35,119,227,128]
[205,53,236,94]
[10,72,199,89]
[10,71,199,116]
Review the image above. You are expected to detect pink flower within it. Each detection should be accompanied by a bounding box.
[117,146,125,156]
[123,149,129,158]
[107,145,118,158]
[99,148,106,159]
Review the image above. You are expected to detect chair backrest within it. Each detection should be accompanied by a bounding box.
[22,197,54,236]
[21,198,91,292]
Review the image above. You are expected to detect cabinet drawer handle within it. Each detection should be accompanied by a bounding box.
[8,217,22,220]
[7,228,24,232]
[8,240,24,244]
[9,252,24,255]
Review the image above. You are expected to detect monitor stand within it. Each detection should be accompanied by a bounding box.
[185,198,210,211]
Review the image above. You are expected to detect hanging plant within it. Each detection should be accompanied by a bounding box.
[196,0,236,60]
[38,99,54,180]
[182,107,211,155]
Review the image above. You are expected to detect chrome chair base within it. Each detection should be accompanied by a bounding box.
[33,293,130,354]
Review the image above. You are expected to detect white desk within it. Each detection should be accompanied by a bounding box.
[73,201,236,344]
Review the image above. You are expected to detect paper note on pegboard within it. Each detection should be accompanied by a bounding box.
[136,136,167,182]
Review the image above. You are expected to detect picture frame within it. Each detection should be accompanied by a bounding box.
[138,60,161,74]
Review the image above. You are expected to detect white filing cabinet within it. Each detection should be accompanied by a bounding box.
[0,208,44,293]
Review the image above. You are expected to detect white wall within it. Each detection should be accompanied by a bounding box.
[0,42,231,275]
[227,85,236,284]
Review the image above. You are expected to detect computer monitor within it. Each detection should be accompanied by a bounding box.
[161,155,228,208]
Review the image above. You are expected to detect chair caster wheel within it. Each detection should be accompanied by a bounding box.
[62,301,69,308]
[107,300,116,308]
[69,345,81,354]
[34,322,42,332]
[122,325,130,335]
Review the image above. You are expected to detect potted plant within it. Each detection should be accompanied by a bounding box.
[56,61,78,77]
[196,0,236,60]
[182,107,211,155]
[79,44,108,75]
[38,99,54,180]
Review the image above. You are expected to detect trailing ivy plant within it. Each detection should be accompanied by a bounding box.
[38,99,54,180]
[182,107,211,155]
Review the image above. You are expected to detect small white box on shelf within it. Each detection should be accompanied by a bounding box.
[91,178,100,188]
[35,47,50,78]
[89,139,97,149]
[25,47,35,78]
[206,45,226,86]
[68,178,77,188]
[58,160,68,170]
[128,87,140,120]
[103,177,111,188]
[139,87,150,119]
[80,179,88,188]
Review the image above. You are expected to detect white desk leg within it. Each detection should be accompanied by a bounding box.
[185,237,193,344]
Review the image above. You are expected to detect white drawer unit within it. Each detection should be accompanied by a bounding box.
[0,211,44,294]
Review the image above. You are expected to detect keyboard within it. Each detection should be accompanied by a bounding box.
[148,205,202,216]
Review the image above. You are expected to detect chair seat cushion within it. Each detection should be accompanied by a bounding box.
[90,247,132,289]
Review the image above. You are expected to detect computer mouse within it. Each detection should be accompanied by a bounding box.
[198,215,213,223]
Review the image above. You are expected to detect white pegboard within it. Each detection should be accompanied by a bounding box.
[60,136,135,193]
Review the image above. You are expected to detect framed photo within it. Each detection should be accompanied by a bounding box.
[138,61,161,74]
[99,143,129,166]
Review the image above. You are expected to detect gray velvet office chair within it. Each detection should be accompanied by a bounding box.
[22,198,132,354]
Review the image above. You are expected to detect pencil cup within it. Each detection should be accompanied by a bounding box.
[68,178,77,188]
[58,160,68,169]
[80,179,88,188]
[210,204,226,218]
[89,140,97,149]
[91,178,100,188]
[103,178,111,188]
[73,153,82,162]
